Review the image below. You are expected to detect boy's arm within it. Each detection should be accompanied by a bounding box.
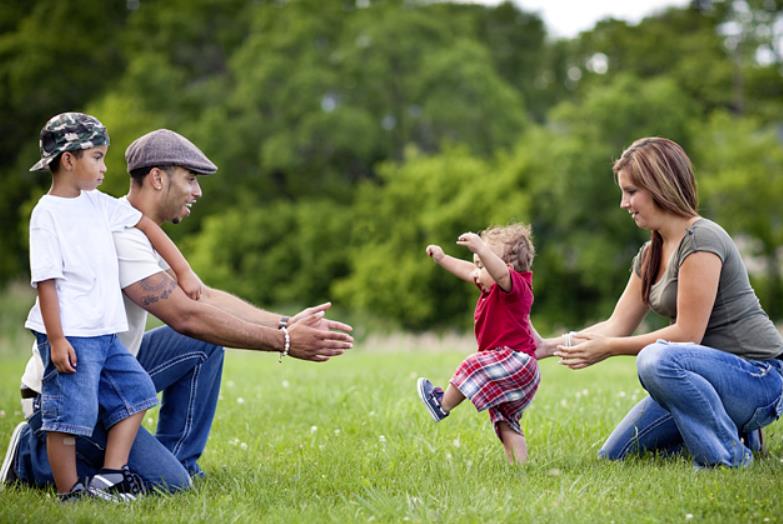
[426,244,475,283]
[135,216,203,300]
[37,279,77,373]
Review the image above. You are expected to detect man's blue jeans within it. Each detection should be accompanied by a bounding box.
[599,341,783,468]
[14,326,224,492]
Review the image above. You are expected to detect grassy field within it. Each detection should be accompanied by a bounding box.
[1,339,783,523]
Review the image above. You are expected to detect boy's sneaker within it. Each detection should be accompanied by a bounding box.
[416,378,449,422]
[59,481,90,503]
[1,422,27,487]
[88,465,146,502]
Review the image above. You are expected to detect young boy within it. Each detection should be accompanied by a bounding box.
[25,113,201,501]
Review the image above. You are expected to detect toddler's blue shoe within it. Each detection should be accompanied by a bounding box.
[416,378,449,422]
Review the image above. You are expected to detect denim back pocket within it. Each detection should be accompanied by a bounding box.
[742,362,783,432]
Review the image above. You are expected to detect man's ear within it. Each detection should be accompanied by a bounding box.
[149,167,164,190]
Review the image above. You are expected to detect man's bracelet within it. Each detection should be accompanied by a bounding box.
[278,316,289,329]
[278,326,291,363]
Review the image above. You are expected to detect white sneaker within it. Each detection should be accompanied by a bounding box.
[1,422,27,487]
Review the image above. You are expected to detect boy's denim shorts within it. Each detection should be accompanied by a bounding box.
[34,331,158,437]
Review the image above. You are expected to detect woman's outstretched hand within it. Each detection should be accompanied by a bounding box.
[554,333,613,369]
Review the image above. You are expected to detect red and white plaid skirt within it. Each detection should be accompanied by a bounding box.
[449,347,540,439]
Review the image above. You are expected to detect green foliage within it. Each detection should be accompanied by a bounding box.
[694,111,783,316]
[187,198,351,307]
[1,0,782,329]
[334,147,531,330]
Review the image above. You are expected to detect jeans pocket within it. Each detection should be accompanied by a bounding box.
[41,367,60,421]
[749,361,774,378]
[40,394,60,421]
[742,394,783,432]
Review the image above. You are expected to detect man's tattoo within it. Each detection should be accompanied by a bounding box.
[139,274,178,306]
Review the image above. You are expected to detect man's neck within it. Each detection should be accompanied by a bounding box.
[126,187,164,225]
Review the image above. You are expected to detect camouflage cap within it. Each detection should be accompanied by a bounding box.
[29,112,110,172]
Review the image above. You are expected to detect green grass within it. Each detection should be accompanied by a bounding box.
[1,345,782,523]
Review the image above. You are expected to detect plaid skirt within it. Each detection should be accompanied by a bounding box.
[449,347,540,439]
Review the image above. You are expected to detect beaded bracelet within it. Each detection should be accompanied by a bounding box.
[278,326,291,363]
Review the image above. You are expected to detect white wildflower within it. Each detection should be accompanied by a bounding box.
[310,425,318,433]
[282,380,290,389]
[685,514,693,521]
[240,442,248,450]
[452,437,461,448]
[379,435,386,443]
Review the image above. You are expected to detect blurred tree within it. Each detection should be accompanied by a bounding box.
[186,198,351,307]
[570,6,734,114]
[0,0,129,284]
[471,1,555,121]
[694,111,783,317]
[334,146,532,330]
[712,0,783,117]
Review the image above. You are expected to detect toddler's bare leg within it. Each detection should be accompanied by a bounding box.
[497,422,528,464]
[104,412,145,469]
[441,385,466,412]
[47,432,78,493]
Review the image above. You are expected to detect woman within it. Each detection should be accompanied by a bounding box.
[536,137,783,468]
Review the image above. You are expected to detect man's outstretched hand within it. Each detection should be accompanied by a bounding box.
[288,302,353,362]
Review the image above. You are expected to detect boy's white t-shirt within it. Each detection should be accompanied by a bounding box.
[24,190,142,337]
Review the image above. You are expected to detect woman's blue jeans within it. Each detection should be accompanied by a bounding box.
[14,326,224,492]
[599,341,783,468]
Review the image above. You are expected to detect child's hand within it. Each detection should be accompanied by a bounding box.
[51,337,77,374]
[179,269,204,300]
[426,244,445,262]
[456,232,485,253]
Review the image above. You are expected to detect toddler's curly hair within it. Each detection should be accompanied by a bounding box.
[480,223,535,272]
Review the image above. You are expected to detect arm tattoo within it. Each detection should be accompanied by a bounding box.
[138,274,178,306]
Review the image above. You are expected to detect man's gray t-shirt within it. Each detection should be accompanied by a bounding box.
[632,218,783,360]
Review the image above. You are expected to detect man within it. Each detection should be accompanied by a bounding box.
[1,129,353,492]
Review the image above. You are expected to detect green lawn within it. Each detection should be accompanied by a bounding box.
[1,346,782,523]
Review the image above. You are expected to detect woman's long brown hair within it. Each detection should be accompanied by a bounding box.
[613,137,698,304]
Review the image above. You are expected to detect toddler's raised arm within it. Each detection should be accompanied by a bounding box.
[456,233,511,291]
[426,244,475,283]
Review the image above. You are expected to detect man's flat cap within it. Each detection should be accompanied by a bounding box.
[125,129,217,175]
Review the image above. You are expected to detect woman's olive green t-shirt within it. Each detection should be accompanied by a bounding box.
[632,218,782,360]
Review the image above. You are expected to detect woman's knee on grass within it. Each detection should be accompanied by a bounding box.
[635,341,676,388]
